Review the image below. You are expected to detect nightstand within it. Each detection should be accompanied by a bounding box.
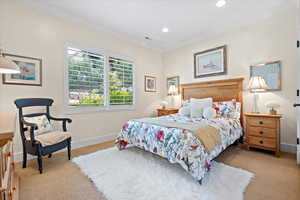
[157,108,179,117]
[244,113,282,157]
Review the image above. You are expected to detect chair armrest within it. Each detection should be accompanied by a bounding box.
[21,119,38,128]
[48,116,72,123]
[21,119,37,143]
[49,115,72,132]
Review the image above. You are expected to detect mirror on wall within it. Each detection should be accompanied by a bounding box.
[250,61,281,91]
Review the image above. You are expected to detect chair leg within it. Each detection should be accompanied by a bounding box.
[37,155,43,174]
[22,151,27,168]
[67,140,71,160]
[37,147,43,174]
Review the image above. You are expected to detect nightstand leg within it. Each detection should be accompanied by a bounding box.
[246,144,250,151]
[275,151,280,157]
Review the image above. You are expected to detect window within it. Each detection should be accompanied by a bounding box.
[109,57,134,106]
[65,45,135,113]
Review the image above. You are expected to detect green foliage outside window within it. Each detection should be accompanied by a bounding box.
[68,50,133,107]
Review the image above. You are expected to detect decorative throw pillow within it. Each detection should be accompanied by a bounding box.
[213,100,241,119]
[178,106,190,117]
[24,115,52,135]
[203,107,217,119]
[190,98,213,118]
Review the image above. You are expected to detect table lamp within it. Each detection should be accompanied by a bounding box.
[168,85,178,108]
[0,48,20,74]
[248,76,269,113]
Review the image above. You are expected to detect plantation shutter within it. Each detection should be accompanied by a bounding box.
[67,47,105,106]
[108,57,134,105]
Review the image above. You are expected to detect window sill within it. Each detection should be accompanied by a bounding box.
[64,105,136,115]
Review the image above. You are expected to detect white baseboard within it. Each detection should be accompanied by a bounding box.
[14,133,118,163]
[281,143,297,153]
[14,134,297,163]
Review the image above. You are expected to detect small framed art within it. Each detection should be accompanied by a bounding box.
[2,54,42,86]
[144,75,156,92]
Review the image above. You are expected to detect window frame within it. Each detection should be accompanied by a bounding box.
[64,43,136,114]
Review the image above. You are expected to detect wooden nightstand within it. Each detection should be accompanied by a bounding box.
[244,113,282,157]
[157,108,179,117]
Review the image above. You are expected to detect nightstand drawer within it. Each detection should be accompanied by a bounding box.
[248,136,276,149]
[248,126,276,138]
[157,109,178,117]
[247,117,277,128]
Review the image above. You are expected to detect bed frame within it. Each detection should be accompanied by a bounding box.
[181,78,244,185]
[181,78,244,127]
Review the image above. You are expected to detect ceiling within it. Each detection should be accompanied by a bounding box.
[20,0,296,51]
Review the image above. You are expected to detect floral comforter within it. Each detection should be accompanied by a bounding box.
[115,114,243,181]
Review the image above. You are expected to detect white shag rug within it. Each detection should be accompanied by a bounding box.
[73,147,254,200]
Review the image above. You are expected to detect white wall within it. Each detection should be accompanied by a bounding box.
[163,9,298,148]
[0,0,298,153]
[0,0,164,153]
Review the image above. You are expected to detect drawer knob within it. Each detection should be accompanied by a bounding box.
[259,131,263,134]
[259,140,263,144]
[259,121,263,125]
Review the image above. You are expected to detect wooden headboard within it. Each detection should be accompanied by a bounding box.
[181,78,244,126]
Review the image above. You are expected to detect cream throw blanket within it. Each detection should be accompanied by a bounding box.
[134,118,221,154]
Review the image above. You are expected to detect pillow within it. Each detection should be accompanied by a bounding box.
[213,100,241,119]
[178,106,190,117]
[181,99,190,107]
[24,115,52,135]
[203,107,217,119]
[190,98,213,118]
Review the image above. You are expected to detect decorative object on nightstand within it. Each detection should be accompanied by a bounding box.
[157,108,179,117]
[160,101,168,109]
[248,76,269,113]
[244,113,282,157]
[265,102,280,115]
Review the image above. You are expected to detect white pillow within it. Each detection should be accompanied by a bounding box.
[24,115,52,135]
[190,98,213,118]
[178,106,190,117]
[203,107,217,119]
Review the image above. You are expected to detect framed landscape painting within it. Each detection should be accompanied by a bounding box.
[144,75,156,92]
[194,45,227,78]
[250,60,281,91]
[2,54,42,86]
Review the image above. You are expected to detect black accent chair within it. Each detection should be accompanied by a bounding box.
[15,98,72,173]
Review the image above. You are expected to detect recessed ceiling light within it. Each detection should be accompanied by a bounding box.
[162,27,169,33]
[216,0,226,8]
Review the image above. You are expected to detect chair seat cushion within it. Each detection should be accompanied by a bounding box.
[26,131,71,147]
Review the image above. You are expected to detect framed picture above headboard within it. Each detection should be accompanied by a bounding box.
[250,61,281,91]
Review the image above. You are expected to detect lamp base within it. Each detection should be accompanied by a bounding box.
[252,93,259,113]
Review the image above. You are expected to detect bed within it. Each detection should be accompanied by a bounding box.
[116,78,244,183]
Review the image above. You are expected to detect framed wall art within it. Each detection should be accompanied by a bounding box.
[250,60,281,91]
[167,76,180,95]
[144,75,156,92]
[2,54,42,86]
[194,45,227,78]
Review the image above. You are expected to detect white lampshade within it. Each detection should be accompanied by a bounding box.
[248,76,269,92]
[168,85,177,96]
[0,53,20,74]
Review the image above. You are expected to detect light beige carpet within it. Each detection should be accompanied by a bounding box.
[16,141,300,200]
